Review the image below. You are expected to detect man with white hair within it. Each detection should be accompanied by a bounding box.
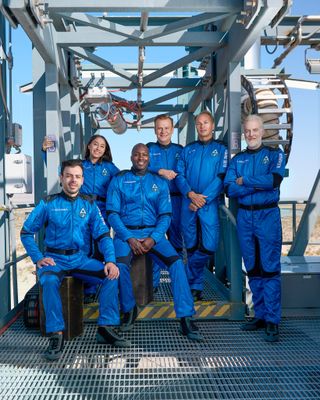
[224,115,285,342]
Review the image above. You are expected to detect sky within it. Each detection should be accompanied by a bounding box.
[8,0,320,200]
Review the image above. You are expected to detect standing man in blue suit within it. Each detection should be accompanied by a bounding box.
[147,114,183,291]
[224,115,285,342]
[176,111,228,301]
[106,143,202,341]
[21,159,130,361]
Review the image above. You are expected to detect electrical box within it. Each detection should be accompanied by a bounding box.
[305,59,320,74]
[281,256,320,317]
[5,154,32,194]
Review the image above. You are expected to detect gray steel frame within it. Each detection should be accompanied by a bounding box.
[4,0,320,325]
[0,12,11,320]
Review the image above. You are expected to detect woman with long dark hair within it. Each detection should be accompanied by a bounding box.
[81,135,119,301]
[81,134,119,222]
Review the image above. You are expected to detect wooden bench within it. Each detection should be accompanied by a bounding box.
[130,255,154,306]
[39,276,84,340]
[36,256,153,338]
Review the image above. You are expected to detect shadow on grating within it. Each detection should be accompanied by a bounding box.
[1,317,320,399]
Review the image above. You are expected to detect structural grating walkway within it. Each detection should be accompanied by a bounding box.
[1,317,320,399]
[84,270,232,323]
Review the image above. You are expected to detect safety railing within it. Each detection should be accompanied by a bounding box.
[279,200,320,247]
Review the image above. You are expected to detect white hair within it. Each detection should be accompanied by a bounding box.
[243,114,264,131]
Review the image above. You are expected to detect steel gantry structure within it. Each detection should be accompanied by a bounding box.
[0,0,296,325]
[2,2,320,399]
[1,0,320,324]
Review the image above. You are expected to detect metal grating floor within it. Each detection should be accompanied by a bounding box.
[153,269,226,302]
[1,317,320,399]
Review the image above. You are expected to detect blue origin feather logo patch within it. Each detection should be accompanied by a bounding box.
[79,208,87,218]
[211,149,218,157]
[263,156,269,165]
[152,184,159,192]
[102,168,108,176]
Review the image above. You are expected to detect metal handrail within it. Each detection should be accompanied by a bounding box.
[219,204,237,227]
[279,200,319,247]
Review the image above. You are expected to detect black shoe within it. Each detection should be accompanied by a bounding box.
[83,293,97,304]
[264,322,279,342]
[96,326,131,347]
[180,317,203,341]
[44,333,64,361]
[120,305,138,332]
[191,289,203,301]
[240,318,266,331]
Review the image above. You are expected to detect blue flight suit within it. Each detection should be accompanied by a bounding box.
[106,168,195,318]
[20,192,120,333]
[81,159,119,222]
[147,141,183,288]
[224,145,285,324]
[81,159,119,294]
[175,139,228,292]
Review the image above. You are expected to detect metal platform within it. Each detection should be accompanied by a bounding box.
[1,317,320,399]
[84,269,233,322]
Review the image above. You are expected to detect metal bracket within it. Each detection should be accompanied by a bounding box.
[236,0,262,29]
[0,1,19,28]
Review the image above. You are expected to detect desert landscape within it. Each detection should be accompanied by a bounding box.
[11,204,320,303]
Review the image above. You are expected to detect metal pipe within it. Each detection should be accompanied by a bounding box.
[273,15,320,68]
[8,25,12,143]
[136,12,149,129]
[3,253,28,270]
[8,203,18,307]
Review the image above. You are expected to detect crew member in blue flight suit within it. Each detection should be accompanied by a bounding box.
[81,134,119,223]
[21,159,130,361]
[224,115,285,342]
[106,143,202,341]
[175,111,228,301]
[41,134,119,223]
[81,135,119,301]
[147,114,183,292]
[42,135,119,301]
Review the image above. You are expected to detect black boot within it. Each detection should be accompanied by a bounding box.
[264,322,279,342]
[240,318,266,331]
[96,326,131,347]
[44,333,64,361]
[191,289,203,301]
[120,305,138,332]
[180,317,203,341]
